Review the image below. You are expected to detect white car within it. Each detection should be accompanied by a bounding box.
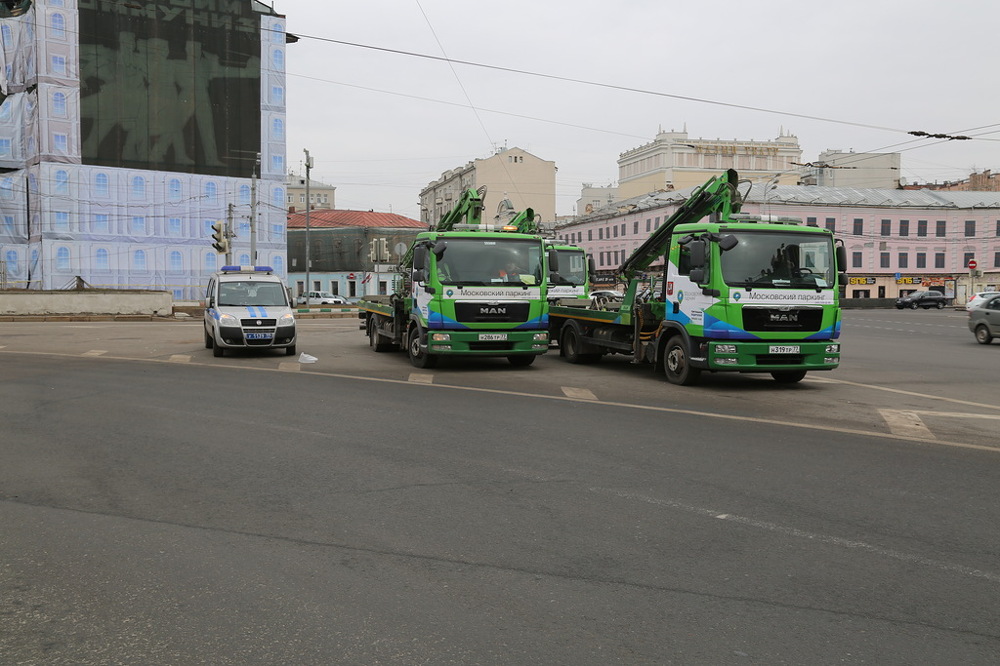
[966,291,1000,311]
[297,291,348,305]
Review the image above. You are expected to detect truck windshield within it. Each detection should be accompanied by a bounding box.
[219,281,288,306]
[720,231,835,288]
[433,238,543,286]
[552,249,587,285]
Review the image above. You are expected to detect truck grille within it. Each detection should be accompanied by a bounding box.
[454,302,530,323]
[741,307,823,332]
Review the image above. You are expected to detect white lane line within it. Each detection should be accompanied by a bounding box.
[879,409,935,439]
[409,373,434,384]
[168,354,191,363]
[922,411,1000,421]
[594,487,1000,584]
[562,386,598,401]
[81,350,107,356]
[277,362,301,372]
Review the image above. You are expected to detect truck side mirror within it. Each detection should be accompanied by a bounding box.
[412,269,427,283]
[432,240,448,260]
[836,244,847,272]
[690,268,706,284]
[587,255,596,276]
[688,240,707,269]
[547,249,559,273]
[412,246,428,271]
[718,234,738,252]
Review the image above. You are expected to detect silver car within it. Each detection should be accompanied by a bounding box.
[968,294,1000,344]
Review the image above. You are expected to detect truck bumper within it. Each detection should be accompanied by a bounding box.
[425,330,549,356]
[697,339,841,371]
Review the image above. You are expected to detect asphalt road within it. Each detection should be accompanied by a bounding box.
[1,309,998,664]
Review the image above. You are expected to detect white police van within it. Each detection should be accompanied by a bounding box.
[204,265,296,357]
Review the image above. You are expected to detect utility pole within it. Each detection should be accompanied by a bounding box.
[250,152,260,265]
[225,203,235,265]
[304,148,313,305]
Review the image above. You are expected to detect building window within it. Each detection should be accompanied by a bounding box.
[5,249,17,272]
[271,155,284,173]
[131,216,145,234]
[272,50,284,69]
[996,220,1000,236]
[3,214,14,234]
[205,253,217,271]
[54,211,69,231]
[93,213,108,234]
[169,251,183,272]
[94,173,109,197]
[620,223,626,235]
[898,253,908,268]
[205,181,218,204]
[271,118,284,140]
[56,247,70,270]
[587,230,592,241]
[934,253,945,268]
[880,219,891,236]
[51,13,66,38]
[964,252,975,267]
[51,55,66,75]
[53,133,68,153]
[240,185,251,204]
[825,218,835,232]
[936,220,946,237]
[917,220,927,237]
[273,256,284,274]
[271,86,284,105]
[633,221,639,235]
[853,219,863,235]
[851,251,862,269]
[239,253,250,265]
[916,253,926,268]
[52,91,67,116]
[168,178,181,201]
[598,228,603,240]
[131,176,146,198]
[994,251,1000,268]
[134,250,147,271]
[54,169,69,194]
[965,220,976,237]
[95,248,109,271]
[879,252,890,268]
[272,187,284,207]
[203,220,215,236]
[168,218,182,236]
[613,225,618,238]
[807,216,817,227]
[899,220,909,236]
[0,178,11,199]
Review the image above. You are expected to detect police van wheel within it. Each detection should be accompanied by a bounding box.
[212,339,224,357]
[285,344,296,356]
[204,328,213,349]
[664,336,700,386]
[407,327,437,369]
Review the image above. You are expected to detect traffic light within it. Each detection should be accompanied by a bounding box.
[210,221,229,254]
[379,238,389,261]
[368,238,378,262]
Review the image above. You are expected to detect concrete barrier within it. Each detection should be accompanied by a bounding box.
[0,290,174,316]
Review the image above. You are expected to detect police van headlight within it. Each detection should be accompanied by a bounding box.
[219,313,239,327]
[278,313,295,327]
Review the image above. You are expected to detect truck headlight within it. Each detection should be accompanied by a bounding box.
[533,332,548,341]
[715,344,737,354]
[431,333,451,342]
[825,344,840,353]
[219,313,239,327]
[278,313,295,327]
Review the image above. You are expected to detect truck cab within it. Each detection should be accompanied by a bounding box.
[203,265,296,357]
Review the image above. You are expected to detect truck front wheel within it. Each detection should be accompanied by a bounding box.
[771,370,806,384]
[407,327,437,369]
[663,336,700,386]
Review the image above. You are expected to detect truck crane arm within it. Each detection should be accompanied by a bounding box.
[618,169,742,281]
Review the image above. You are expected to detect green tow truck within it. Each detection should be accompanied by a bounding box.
[358,186,558,368]
[545,242,594,303]
[549,169,846,385]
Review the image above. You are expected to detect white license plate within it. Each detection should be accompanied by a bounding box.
[769,345,799,354]
[478,333,508,341]
[246,332,273,340]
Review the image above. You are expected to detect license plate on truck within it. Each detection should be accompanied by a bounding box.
[478,333,507,341]
[769,345,799,354]
[246,332,273,340]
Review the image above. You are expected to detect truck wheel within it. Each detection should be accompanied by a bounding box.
[369,321,391,352]
[561,326,600,364]
[407,327,437,369]
[663,336,700,386]
[771,370,806,384]
[975,325,993,344]
[508,355,535,367]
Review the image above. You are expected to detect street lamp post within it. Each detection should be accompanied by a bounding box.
[304,149,313,306]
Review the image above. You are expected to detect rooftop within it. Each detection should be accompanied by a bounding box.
[287,209,424,229]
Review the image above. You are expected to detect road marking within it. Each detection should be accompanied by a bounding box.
[562,386,597,401]
[168,354,190,363]
[595,487,1000,584]
[278,362,301,372]
[409,373,434,384]
[879,409,935,439]
[81,350,107,356]
[921,411,1000,421]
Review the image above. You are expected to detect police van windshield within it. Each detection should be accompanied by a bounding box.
[218,281,287,307]
[721,231,835,288]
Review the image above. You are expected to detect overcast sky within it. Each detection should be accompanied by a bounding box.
[280,1,999,220]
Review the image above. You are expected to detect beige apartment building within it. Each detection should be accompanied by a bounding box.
[617,128,803,199]
[286,172,336,212]
[420,147,556,228]
[801,150,901,189]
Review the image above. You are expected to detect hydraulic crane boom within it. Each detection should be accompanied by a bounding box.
[618,169,742,281]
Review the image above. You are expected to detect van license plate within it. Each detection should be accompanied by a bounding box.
[769,345,799,354]
[479,333,507,341]
[246,332,273,340]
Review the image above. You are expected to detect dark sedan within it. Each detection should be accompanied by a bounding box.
[896,290,948,309]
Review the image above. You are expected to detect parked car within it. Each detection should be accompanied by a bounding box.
[895,290,947,309]
[966,291,1000,312]
[297,291,348,305]
[968,294,1000,344]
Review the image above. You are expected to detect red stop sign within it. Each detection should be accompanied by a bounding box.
[348,273,356,279]
[969,260,978,269]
